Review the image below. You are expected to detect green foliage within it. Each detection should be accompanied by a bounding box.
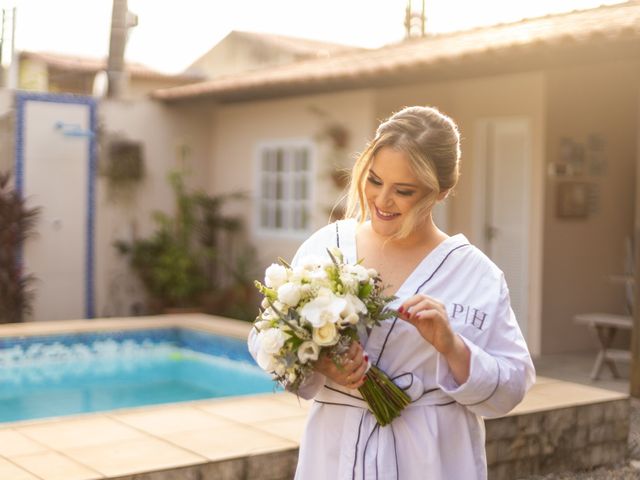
[0,172,41,323]
[115,169,254,315]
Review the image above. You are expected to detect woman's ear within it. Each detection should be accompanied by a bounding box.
[437,189,450,201]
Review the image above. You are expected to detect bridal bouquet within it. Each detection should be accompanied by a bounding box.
[253,247,411,426]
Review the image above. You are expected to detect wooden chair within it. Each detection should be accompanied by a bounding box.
[574,236,635,381]
[573,313,632,380]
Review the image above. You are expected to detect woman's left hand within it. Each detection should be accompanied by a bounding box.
[398,293,471,384]
[398,294,456,355]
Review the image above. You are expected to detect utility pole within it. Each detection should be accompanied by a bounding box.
[107,0,137,98]
[630,94,640,398]
[405,0,427,39]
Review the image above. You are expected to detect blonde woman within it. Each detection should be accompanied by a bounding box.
[251,106,534,479]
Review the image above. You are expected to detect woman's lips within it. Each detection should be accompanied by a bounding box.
[374,205,400,221]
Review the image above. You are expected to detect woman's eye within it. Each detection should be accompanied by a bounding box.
[396,190,415,197]
[367,177,382,186]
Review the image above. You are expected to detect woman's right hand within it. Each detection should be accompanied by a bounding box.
[314,342,368,390]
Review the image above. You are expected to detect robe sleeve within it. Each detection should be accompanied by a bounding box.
[246,225,332,400]
[435,275,535,418]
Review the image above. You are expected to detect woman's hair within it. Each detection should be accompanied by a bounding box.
[344,106,461,239]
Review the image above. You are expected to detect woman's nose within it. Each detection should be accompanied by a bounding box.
[378,188,394,207]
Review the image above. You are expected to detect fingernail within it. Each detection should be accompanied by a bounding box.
[364,353,369,362]
[398,306,404,313]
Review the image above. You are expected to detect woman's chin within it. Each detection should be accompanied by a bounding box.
[371,217,400,237]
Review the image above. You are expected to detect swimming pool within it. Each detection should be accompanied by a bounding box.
[0,327,275,424]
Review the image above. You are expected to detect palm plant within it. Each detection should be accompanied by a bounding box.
[0,172,41,323]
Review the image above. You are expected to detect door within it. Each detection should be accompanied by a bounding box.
[473,118,531,337]
[15,92,96,321]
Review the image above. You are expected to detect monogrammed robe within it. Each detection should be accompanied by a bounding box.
[248,219,535,480]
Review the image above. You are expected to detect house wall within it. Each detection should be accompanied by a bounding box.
[210,90,377,274]
[372,72,546,354]
[0,89,13,173]
[542,59,640,353]
[95,98,214,317]
[188,33,301,78]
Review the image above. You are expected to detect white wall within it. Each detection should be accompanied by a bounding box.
[210,90,377,272]
[372,72,546,354]
[95,98,214,317]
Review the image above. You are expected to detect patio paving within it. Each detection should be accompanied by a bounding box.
[0,377,628,480]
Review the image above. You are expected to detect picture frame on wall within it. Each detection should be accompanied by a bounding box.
[556,181,590,219]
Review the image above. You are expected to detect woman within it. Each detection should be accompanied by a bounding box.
[251,106,535,479]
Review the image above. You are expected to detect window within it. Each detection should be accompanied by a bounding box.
[257,141,314,234]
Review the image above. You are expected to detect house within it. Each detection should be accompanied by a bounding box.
[150,1,640,356]
[16,51,204,98]
[3,2,638,359]
[184,30,361,79]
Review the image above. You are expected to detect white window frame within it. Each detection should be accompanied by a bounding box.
[254,138,315,238]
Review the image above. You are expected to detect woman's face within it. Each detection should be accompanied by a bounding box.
[364,146,428,238]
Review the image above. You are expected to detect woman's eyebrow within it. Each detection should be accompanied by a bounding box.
[369,169,418,188]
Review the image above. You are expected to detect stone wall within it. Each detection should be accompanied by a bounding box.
[110,398,630,480]
[486,399,629,479]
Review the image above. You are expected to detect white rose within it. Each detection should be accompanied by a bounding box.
[339,272,359,294]
[300,291,347,327]
[258,328,288,355]
[265,264,288,289]
[367,268,378,278]
[297,341,320,363]
[338,312,360,327]
[277,282,302,306]
[345,264,370,282]
[312,321,339,346]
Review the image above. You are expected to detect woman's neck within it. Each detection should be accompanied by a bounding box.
[367,216,448,252]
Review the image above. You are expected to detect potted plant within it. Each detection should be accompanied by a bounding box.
[116,169,254,315]
[0,172,41,323]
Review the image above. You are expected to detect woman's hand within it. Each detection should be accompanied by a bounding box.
[398,294,470,385]
[314,342,368,390]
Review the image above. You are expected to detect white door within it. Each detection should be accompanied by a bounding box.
[473,118,531,337]
[16,93,96,321]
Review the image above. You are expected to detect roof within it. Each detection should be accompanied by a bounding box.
[202,30,360,60]
[19,51,204,82]
[153,2,640,103]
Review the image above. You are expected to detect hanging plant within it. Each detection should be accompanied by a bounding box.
[99,138,145,202]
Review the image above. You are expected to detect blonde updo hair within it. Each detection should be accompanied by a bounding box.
[344,106,461,240]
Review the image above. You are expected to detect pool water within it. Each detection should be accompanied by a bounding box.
[0,328,275,424]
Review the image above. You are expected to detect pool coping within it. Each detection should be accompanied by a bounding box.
[0,313,253,340]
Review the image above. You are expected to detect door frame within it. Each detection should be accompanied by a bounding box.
[472,116,541,353]
[14,92,98,319]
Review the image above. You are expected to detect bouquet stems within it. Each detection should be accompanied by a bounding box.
[358,365,411,426]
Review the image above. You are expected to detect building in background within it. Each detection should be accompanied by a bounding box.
[1,2,638,359]
[17,51,204,98]
[185,30,361,80]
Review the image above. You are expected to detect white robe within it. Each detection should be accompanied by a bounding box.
[248,219,535,480]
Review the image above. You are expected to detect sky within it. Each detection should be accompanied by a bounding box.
[0,0,627,74]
